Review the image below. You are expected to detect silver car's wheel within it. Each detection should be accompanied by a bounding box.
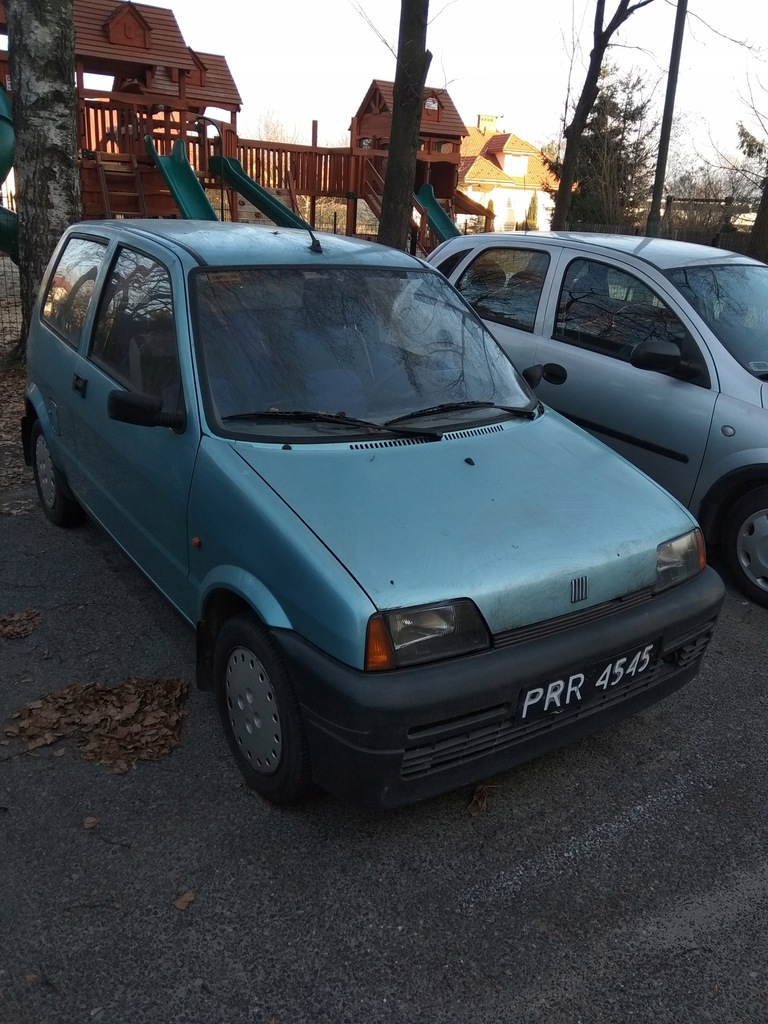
[723,486,768,607]
[224,645,282,774]
[214,613,313,804]
[30,420,83,528]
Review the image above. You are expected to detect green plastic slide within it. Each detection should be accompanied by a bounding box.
[144,136,218,220]
[0,85,19,263]
[208,155,311,230]
[414,183,460,243]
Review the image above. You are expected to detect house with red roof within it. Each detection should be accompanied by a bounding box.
[458,116,558,231]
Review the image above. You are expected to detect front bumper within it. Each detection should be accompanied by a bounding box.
[275,567,725,808]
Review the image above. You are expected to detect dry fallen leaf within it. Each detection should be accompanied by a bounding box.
[173,889,196,911]
[468,783,490,816]
[83,816,100,830]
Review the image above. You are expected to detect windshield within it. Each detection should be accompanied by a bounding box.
[191,265,532,438]
[665,263,768,377]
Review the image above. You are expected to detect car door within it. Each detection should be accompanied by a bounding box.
[69,243,201,613]
[532,254,718,507]
[30,234,110,483]
[449,242,556,371]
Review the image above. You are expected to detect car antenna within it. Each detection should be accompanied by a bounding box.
[307,227,323,254]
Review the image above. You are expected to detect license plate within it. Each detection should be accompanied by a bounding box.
[517,641,659,723]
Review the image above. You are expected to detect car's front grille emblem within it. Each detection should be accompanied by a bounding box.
[570,576,589,603]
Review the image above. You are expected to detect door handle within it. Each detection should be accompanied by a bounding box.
[72,373,88,398]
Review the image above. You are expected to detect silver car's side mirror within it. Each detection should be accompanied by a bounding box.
[630,340,681,373]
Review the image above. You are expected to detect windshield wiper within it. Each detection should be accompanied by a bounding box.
[385,400,537,426]
[222,408,441,439]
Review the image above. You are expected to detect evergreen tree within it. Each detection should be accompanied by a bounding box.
[549,67,658,228]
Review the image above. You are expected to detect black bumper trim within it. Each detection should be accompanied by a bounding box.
[273,567,725,808]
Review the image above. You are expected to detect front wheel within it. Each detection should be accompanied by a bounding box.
[30,420,83,528]
[722,486,768,606]
[214,613,314,805]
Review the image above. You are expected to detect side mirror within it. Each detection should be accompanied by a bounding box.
[630,339,681,372]
[108,389,185,431]
[522,363,568,388]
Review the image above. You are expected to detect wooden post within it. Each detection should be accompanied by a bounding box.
[309,120,317,228]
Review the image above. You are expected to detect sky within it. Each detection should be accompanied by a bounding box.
[145,0,765,159]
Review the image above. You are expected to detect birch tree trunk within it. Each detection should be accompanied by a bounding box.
[6,0,81,349]
[377,0,432,251]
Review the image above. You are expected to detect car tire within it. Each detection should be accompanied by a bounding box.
[723,486,768,606]
[214,613,314,805]
[30,419,83,528]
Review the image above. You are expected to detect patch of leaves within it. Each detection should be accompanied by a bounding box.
[0,496,35,516]
[0,608,41,639]
[5,677,188,772]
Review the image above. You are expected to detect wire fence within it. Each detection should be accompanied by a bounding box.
[0,252,21,357]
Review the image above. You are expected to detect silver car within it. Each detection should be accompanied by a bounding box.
[429,231,768,606]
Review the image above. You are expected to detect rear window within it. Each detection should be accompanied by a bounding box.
[456,248,550,332]
[42,236,108,349]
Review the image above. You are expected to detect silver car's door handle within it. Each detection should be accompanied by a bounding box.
[72,373,88,398]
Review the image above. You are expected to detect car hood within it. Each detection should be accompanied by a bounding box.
[234,412,697,632]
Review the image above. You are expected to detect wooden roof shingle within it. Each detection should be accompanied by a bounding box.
[74,0,196,70]
[355,80,467,139]
[187,51,242,110]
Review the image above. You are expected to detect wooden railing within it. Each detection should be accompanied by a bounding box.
[76,97,457,249]
[235,138,357,198]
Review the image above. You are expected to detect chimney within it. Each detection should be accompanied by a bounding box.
[477,114,497,135]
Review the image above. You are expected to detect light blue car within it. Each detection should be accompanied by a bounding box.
[22,221,724,807]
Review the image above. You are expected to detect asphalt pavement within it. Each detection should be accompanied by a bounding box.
[1,485,767,1024]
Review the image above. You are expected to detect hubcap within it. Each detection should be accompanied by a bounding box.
[34,434,56,509]
[225,646,282,773]
[736,507,768,592]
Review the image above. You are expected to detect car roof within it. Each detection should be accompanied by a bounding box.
[440,230,763,271]
[67,219,425,270]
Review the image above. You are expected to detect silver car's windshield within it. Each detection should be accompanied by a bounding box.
[666,263,768,377]
[191,266,533,436]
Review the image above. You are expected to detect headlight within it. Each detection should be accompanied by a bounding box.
[655,528,706,591]
[365,599,490,671]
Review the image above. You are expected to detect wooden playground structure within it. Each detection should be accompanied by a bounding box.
[0,0,492,251]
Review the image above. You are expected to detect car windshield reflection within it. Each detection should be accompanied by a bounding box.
[191,266,531,437]
[666,263,768,377]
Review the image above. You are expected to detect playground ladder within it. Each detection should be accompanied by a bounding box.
[96,152,147,218]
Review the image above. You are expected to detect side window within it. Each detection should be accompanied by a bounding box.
[456,248,549,332]
[555,258,691,360]
[41,236,108,350]
[90,247,181,408]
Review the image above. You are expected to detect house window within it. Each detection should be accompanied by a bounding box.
[423,96,440,122]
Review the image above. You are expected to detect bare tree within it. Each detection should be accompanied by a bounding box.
[377,0,432,250]
[550,0,655,231]
[6,0,81,349]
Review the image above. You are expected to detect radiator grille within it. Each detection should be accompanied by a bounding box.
[401,619,717,779]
